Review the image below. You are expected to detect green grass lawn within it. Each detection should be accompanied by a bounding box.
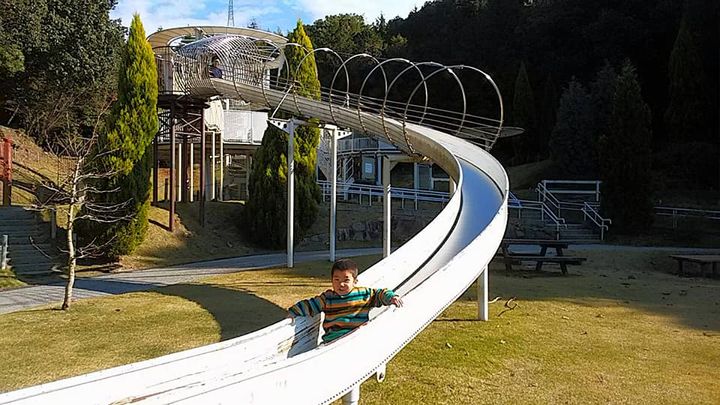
[0,268,26,289]
[0,250,718,403]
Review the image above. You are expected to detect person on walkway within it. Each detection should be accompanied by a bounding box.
[288,258,403,343]
[209,57,223,78]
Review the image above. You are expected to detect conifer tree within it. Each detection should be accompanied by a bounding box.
[511,61,537,163]
[93,14,158,256]
[549,78,595,178]
[664,16,710,141]
[537,74,558,160]
[245,20,322,248]
[599,61,653,233]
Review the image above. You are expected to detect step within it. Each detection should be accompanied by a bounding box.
[0,210,37,221]
[11,266,58,276]
[0,218,40,226]
[5,243,55,253]
[6,236,52,245]
[0,229,45,238]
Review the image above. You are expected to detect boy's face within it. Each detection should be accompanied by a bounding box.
[332,269,356,296]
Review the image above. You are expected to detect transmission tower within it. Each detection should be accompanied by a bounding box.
[227,0,234,27]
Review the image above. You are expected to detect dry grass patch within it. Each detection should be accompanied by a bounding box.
[0,268,26,289]
[119,202,256,270]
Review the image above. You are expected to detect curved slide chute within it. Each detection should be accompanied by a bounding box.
[0,33,508,404]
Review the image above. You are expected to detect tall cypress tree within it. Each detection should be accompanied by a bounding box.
[599,61,653,233]
[244,19,322,248]
[95,14,158,256]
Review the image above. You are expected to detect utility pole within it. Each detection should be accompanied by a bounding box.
[227,0,234,27]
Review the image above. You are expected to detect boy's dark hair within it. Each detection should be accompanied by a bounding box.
[331,258,358,279]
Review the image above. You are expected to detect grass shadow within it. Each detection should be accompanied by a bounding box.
[465,250,720,332]
[159,283,287,340]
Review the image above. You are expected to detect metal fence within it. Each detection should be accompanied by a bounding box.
[317,180,450,209]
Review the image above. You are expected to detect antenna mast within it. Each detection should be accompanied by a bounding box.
[227,0,234,27]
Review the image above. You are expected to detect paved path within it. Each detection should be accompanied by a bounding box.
[0,248,381,315]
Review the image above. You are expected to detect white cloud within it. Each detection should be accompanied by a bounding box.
[111,0,426,34]
[296,0,426,23]
[111,0,281,32]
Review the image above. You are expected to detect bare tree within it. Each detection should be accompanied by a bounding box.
[33,109,132,310]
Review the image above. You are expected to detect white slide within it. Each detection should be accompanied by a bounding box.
[0,38,508,405]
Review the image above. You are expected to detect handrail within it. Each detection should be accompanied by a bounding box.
[507,197,566,240]
[540,179,601,201]
[536,181,563,217]
[581,202,611,240]
[317,179,450,209]
[654,206,720,229]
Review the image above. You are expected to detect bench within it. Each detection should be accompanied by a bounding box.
[669,255,720,278]
[503,255,587,275]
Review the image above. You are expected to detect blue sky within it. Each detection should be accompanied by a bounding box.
[110,0,427,35]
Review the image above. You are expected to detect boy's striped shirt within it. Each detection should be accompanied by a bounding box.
[288,287,396,343]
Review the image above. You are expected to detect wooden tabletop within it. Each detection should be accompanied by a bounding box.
[502,239,569,247]
[669,255,720,262]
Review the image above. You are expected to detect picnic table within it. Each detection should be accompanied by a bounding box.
[669,255,720,278]
[499,239,586,275]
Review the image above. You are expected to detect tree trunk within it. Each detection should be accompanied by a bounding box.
[61,204,76,310]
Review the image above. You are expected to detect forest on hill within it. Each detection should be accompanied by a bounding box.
[304,0,719,196]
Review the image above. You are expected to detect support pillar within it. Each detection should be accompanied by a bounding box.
[287,120,296,268]
[478,265,488,321]
[1,137,13,206]
[199,109,206,227]
[181,135,189,202]
[211,131,216,200]
[329,127,338,262]
[152,135,159,205]
[189,142,194,202]
[219,134,224,201]
[245,154,251,200]
[342,386,360,405]
[383,155,391,258]
[168,104,176,231]
[177,135,183,202]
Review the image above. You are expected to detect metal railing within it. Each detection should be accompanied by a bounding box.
[540,179,601,201]
[536,181,564,219]
[655,206,720,229]
[507,195,567,240]
[337,136,396,154]
[582,202,611,240]
[318,180,450,210]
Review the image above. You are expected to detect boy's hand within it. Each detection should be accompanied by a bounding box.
[390,296,403,307]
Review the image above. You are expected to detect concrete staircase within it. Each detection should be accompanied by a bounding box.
[0,207,59,276]
[508,208,601,242]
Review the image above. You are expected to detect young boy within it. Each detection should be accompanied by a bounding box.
[288,258,403,343]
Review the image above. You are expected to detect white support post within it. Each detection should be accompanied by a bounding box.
[413,162,419,189]
[478,265,488,321]
[177,141,182,202]
[219,134,224,201]
[329,127,338,262]
[211,132,216,200]
[245,154,251,200]
[287,120,296,268]
[189,143,194,202]
[383,155,391,258]
[342,385,360,405]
